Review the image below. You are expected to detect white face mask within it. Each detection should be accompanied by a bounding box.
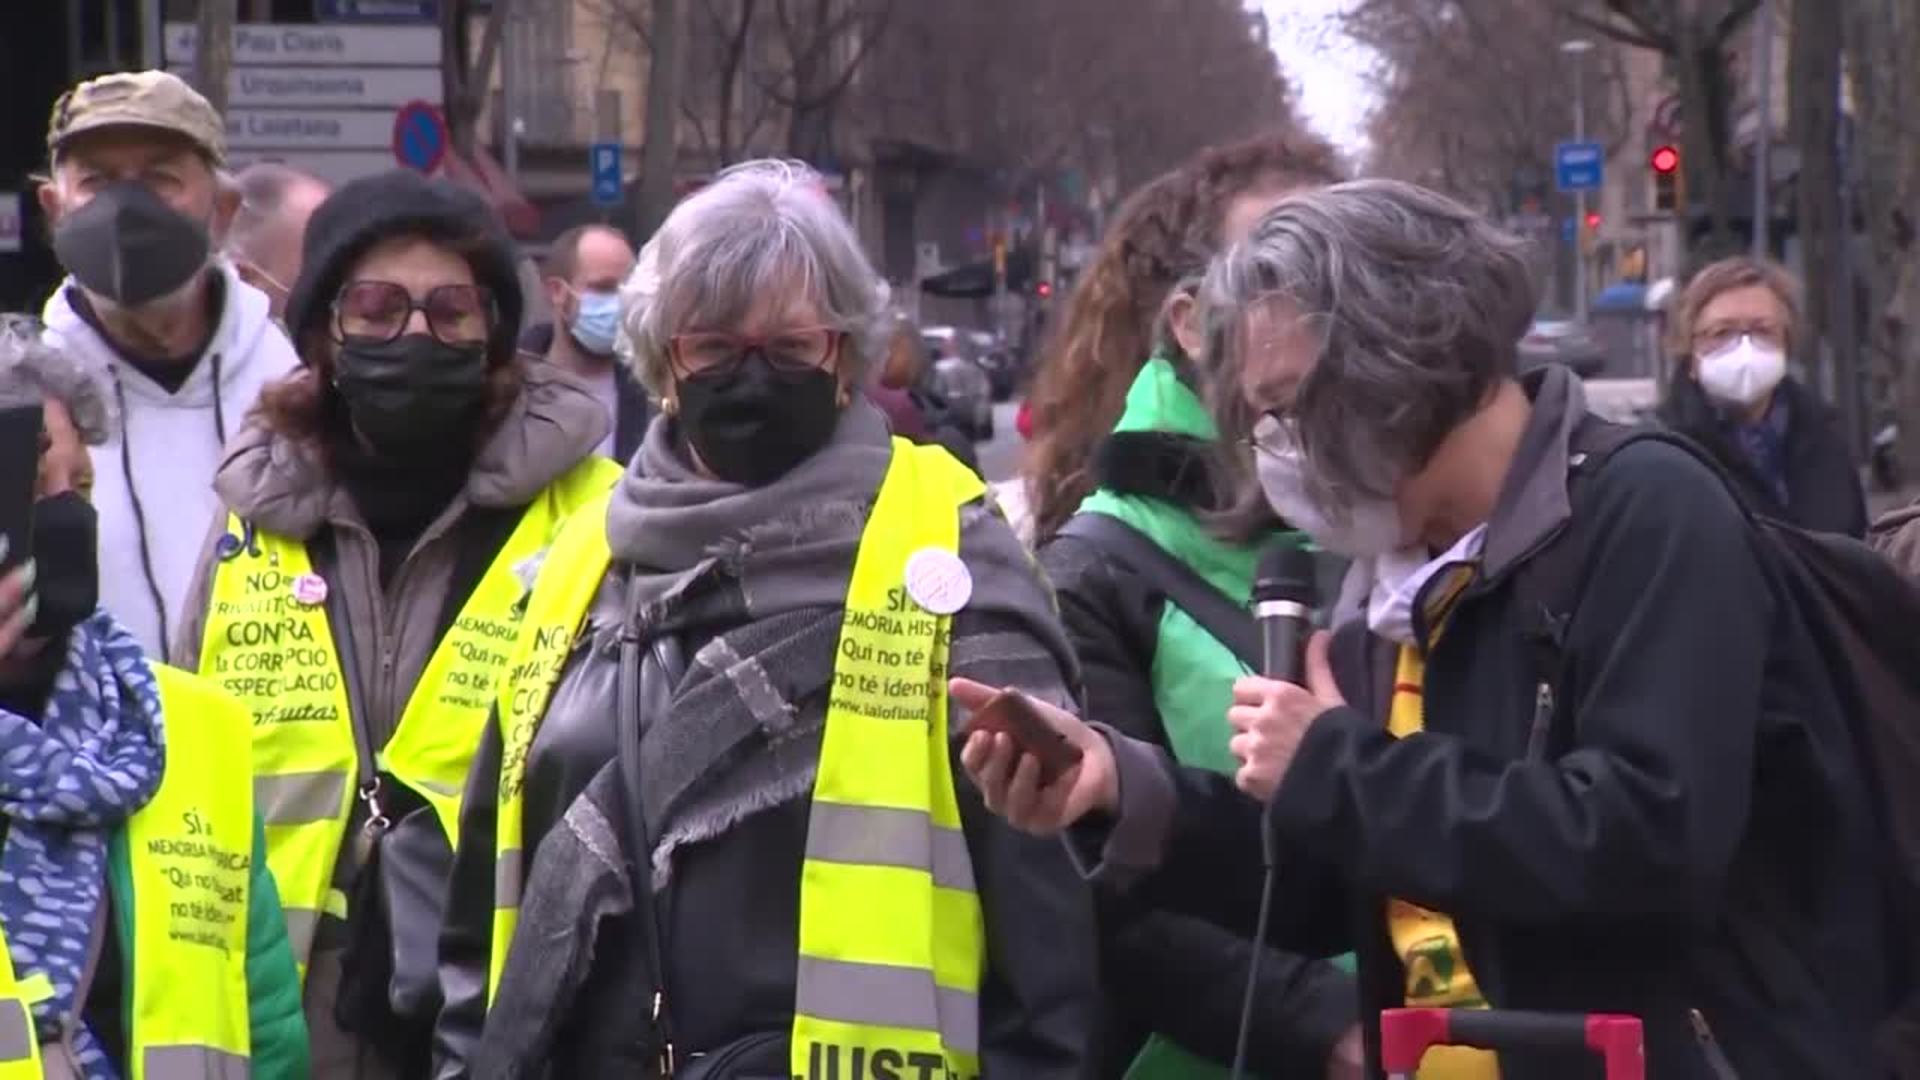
[1253,415,1406,559]
[1696,335,1787,408]
[1363,526,1488,644]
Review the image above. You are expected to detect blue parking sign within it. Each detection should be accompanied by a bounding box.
[1554,141,1605,193]
[590,143,623,207]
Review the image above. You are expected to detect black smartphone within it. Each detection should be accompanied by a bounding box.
[969,689,1084,785]
[0,404,42,577]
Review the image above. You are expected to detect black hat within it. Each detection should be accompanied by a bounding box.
[282,169,523,361]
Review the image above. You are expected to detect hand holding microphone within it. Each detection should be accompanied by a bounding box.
[1228,545,1346,803]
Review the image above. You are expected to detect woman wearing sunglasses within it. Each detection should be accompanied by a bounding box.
[429,160,1094,1079]
[168,170,621,1079]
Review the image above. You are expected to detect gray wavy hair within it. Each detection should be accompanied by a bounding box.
[619,160,885,397]
[0,314,115,445]
[1200,178,1535,512]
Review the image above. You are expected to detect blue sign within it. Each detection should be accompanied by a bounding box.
[1561,216,1577,244]
[318,0,439,22]
[1554,141,1605,193]
[590,143,623,207]
[391,101,448,174]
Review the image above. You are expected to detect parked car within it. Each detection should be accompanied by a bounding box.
[922,326,995,438]
[1518,317,1609,377]
[1582,376,1660,425]
[966,329,1020,400]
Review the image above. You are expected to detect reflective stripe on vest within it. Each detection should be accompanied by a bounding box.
[486,441,987,1080]
[791,441,985,1079]
[129,665,256,1078]
[198,456,622,974]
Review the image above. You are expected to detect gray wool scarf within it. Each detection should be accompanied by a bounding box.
[597,397,1074,886]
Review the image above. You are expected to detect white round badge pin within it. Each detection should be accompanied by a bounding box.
[291,573,330,607]
[904,548,973,615]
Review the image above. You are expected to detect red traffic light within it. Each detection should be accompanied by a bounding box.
[1584,212,1602,231]
[1036,280,1053,299]
[1650,145,1680,174]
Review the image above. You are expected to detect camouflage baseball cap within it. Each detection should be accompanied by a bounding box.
[46,70,226,164]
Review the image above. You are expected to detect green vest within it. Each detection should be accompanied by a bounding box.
[1078,357,1352,1080]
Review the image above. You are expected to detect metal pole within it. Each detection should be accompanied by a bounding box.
[1752,0,1774,257]
[501,7,520,182]
[1573,53,1589,324]
[141,0,163,70]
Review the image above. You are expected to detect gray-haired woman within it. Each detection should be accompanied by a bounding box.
[958,179,1885,1078]
[431,161,1095,1079]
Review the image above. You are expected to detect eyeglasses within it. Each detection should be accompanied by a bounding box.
[668,326,842,379]
[332,281,495,347]
[1694,321,1786,355]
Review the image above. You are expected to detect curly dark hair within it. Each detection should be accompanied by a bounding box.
[1021,130,1344,542]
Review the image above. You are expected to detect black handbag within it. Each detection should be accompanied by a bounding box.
[326,509,519,1070]
[616,591,789,1079]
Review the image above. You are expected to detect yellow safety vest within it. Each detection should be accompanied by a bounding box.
[487,440,988,1079]
[197,456,621,973]
[0,666,255,1078]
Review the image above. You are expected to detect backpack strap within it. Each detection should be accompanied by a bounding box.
[1057,512,1261,670]
[1508,420,1705,709]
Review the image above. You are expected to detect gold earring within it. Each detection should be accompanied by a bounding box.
[662,397,679,416]
[836,386,852,407]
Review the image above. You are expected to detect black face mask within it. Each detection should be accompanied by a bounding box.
[334,334,489,459]
[27,492,98,642]
[677,354,840,486]
[52,180,211,307]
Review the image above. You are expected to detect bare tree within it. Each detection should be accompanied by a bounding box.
[1562,0,1761,262]
[1347,0,1632,211]
[757,0,895,163]
[1847,0,1920,476]
[441,0,514,159]
[855,0,1304,194]
[1789,0,1861,449]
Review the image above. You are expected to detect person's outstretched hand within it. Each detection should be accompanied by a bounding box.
[952,677,1118,837]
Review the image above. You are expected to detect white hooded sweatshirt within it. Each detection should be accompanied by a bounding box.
[42,262,299,656]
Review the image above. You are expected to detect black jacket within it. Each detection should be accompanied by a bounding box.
[435,569,1097,1077]
[1040,431,1357,1077]
[1660,373,1866,537]
[1083,368,1889,1079]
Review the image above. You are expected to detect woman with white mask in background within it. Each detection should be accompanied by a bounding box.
[1658,256,1865,536]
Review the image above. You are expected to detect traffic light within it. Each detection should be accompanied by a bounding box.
[1035,280,1053,300]
[1584,211,1602,232]
[1651,144,1681,212]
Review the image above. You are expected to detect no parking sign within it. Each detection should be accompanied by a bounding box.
[391,101,448,174]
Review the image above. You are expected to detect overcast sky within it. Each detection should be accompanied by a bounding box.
[1260,0,1377,159]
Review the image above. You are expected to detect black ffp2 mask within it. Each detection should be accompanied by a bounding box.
[676,355,840,486]
[51,180,211,307]
[27,492,99,642]
[334,333,490,458]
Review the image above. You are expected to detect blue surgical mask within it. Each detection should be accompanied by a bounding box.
[570,289,622,357]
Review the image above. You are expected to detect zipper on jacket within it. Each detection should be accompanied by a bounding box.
[1689,1008,1741,1080]
[1524,681,1554,760]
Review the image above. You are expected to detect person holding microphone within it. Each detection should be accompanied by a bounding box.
[957,180,1887,1079]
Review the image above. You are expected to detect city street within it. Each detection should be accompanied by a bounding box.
[977,400,1026,483]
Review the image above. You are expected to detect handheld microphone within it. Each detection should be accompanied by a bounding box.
[1253,544,1320,686]
[1231,542,1321,1080]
